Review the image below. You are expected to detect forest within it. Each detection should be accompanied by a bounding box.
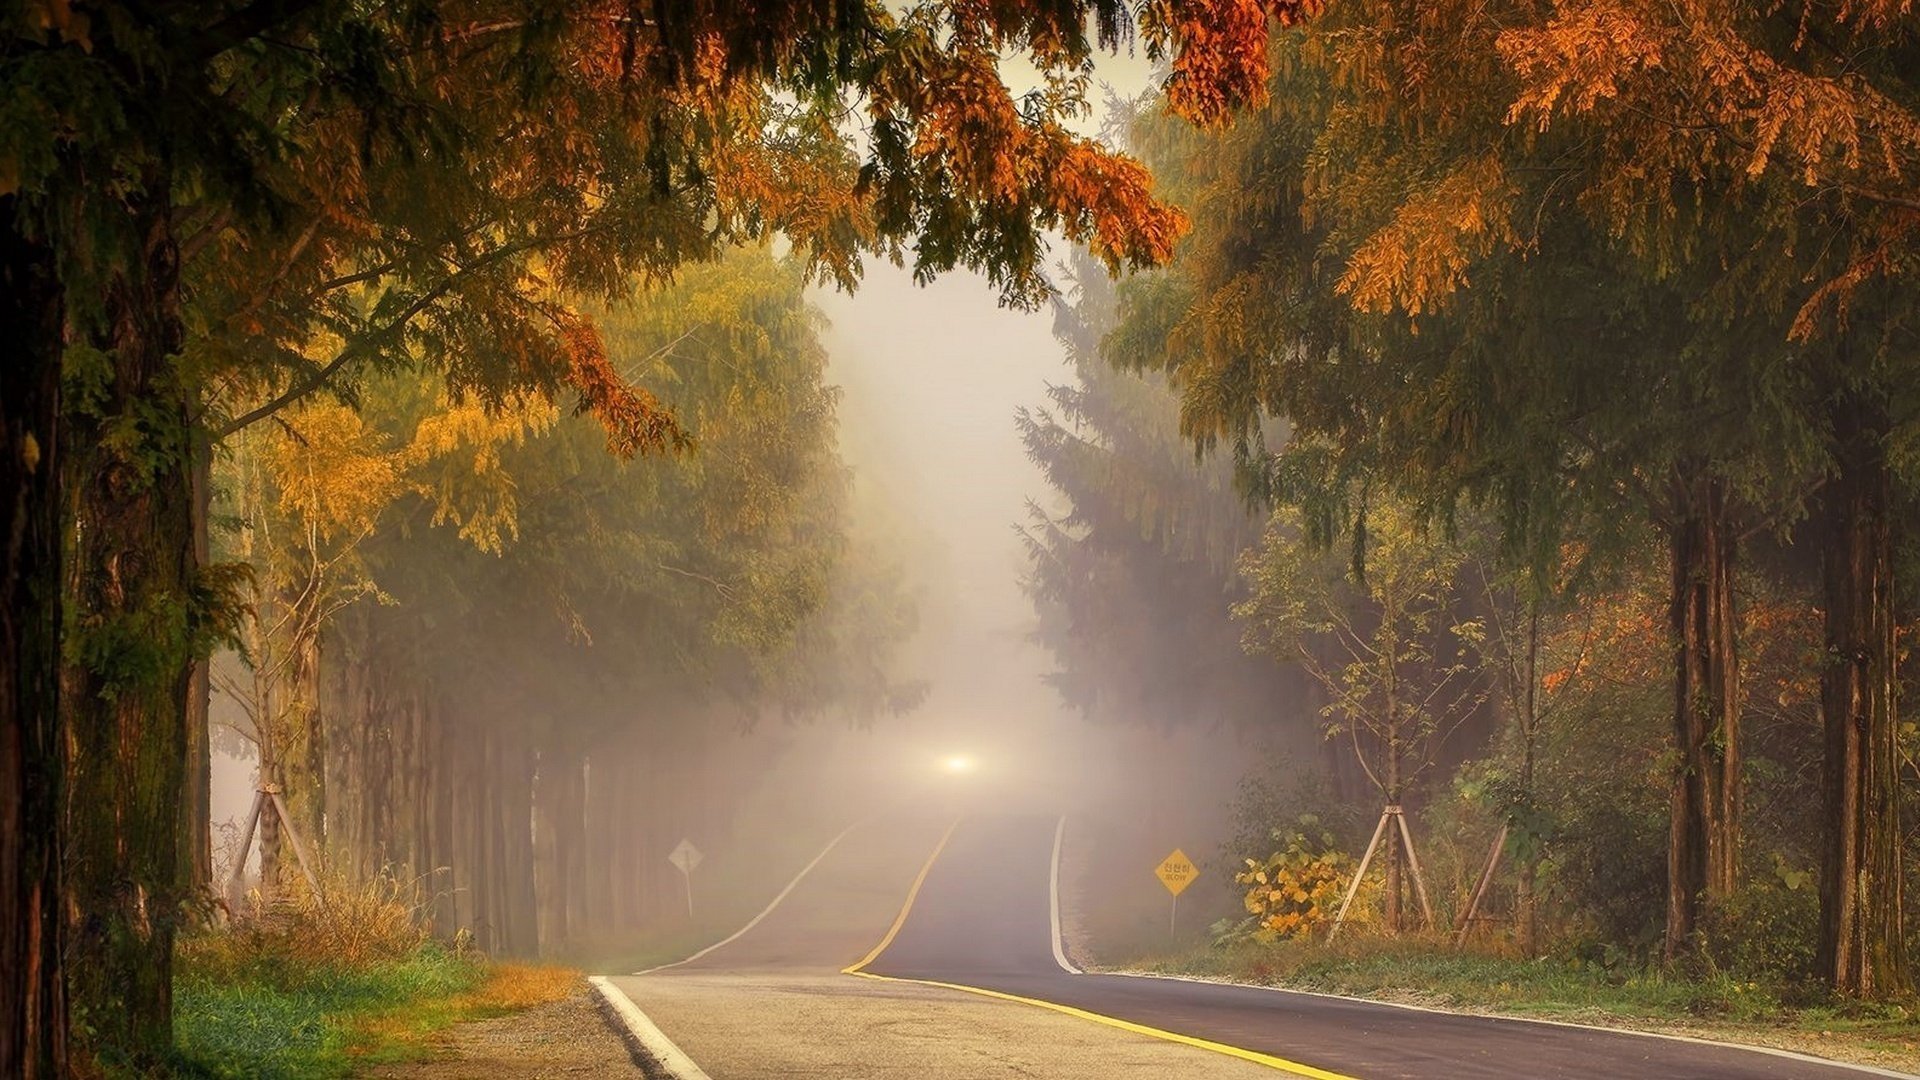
[1021,0,1920,1014]
[3,0,1918,1075]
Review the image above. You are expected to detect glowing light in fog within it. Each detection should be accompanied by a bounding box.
[943,754,976,774]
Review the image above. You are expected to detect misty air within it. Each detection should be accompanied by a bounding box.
[1,3,1916,1079]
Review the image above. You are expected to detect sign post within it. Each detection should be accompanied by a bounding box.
[1155,848,1198,938]
[668,838,703,918]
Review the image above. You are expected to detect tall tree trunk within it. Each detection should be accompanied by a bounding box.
[561,750,588,949]
[535,744,586,956]
[1382,602,1404,935]
[1515,606,1539,956]
[495,728,538,956]
[1816,394,1911,997]
[281,622,324,878]
[0,196,69,1080]
[61,183,195,1071]
[1663,472,1740,962]
[1384,726,1403,934]
[183,435,213,891]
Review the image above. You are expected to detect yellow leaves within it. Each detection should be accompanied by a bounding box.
[1234,836,1355,940]
[404,391,560,556]
[261,386,568,558]
[264,402,406,544]
[1337,156,1516,314]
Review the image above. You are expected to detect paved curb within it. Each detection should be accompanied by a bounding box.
[590,975,714,1080]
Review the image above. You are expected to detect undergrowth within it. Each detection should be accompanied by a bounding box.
[172,871,574,1077]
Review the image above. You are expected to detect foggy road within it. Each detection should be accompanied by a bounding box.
[602,814,1912,1079]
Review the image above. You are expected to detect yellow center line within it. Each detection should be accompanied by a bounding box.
[843,816,961,974]
[841,818,1361,1079]
[847,969,1359,1080]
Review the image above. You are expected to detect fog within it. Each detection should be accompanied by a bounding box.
[793,261,1273,948]
[205,51,1283,956]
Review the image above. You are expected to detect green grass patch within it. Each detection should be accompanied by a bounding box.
[1120,938,1920,1069]
[173,942,485,1078]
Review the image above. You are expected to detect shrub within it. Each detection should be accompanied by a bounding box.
[188,867,434,984]
[1220,816,1359,943]
[1702,861,1819,983]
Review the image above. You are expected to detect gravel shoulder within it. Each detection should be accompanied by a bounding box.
[363,987,645,1079]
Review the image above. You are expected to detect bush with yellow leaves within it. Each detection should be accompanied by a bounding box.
[1230,817,1358,943]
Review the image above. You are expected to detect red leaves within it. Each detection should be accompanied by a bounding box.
[554,313,689,460]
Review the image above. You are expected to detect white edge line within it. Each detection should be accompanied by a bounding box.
[590,975,715,1080]
[1049,815,1081,974]
[1095,969,1920,1079]
[633,819,861,976]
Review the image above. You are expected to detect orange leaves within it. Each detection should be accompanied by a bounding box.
[1144,0,1324,124]
[1052,142,1191,270]
[1337,156,1516,314]
[554,312,689,460]
[1498,0,1666,127]
[1495,0,1920,319]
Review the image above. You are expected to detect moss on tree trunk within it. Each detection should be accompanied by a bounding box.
[1817,393,1911,998]
[61,182,196,1071]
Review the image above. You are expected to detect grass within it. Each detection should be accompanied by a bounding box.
[1121,937,1920,1071]
[175,943,579,1078]
[172,870,577,1078]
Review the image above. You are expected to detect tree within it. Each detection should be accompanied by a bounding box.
[1102,17,1837,959]
[3,0,1319,1061]
[0,191,65,1078]
[1019,248,1299,738]
[1371,0,1920,993]
[302,247,922,953]
[1235,501,1485,932]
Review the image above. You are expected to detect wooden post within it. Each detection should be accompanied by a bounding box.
[1394,808,1435,929]
[1455,825,1508,944]
[267,789,326,906]
[226,790,265,910]
[1330,809,1391,942]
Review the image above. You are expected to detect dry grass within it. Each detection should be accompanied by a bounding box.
[461,965,581,1011]
[187,868,435,983]
[342,965,580,1065]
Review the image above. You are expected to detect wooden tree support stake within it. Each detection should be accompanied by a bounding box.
[1329,810,1389,943]
[223,784,326,913]
[1453,823,1508,944]
[1395,808,1435,928]
[1329,805,1436,941]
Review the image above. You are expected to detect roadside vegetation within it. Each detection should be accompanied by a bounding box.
[171,877,574,1078]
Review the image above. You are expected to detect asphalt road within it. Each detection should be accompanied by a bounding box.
[609,812,1912,1079]
[868,814,1907,1080]
[608,814,1280,1079]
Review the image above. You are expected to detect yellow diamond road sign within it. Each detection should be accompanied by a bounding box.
[1155,848,1198,897]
